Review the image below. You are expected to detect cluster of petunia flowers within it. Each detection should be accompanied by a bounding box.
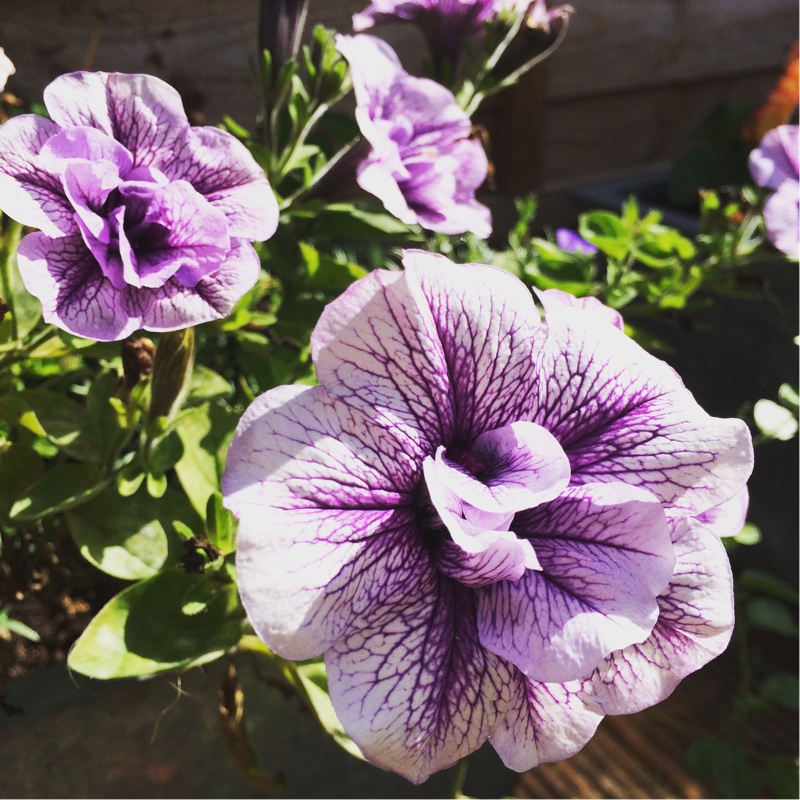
[0,71,279,341]
[223,250,753,783]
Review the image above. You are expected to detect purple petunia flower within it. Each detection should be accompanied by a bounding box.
[223,250,752,782]
[0,72,279,341]
[748,124,799,260]
[538,286,624,331]
[555,227,598,256]
[352,0,564,71]
[336,35,491,238]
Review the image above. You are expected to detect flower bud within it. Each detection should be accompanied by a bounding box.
[149,328,195,424]
[121,337,156,391]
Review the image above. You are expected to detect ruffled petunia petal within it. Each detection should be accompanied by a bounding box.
[126,239,260,332]
[17,232,139,340]
[161,126,279,240]
[326,579,514,784]
[44,72,189,168]
[477,482,675,682]
[0,114,75,236]
[490,672,604,771]
[532,313,754,516]
[587,516,734,715]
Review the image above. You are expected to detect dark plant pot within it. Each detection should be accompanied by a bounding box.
[0,656,518,798]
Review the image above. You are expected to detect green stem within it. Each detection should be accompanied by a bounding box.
[0,324,60,374]
[451,757,469,799]
[0,217,23,342]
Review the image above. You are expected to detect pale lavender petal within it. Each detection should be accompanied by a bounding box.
[490,673,604,771]
[471,421,571,511]
[326,580,514,784]
[161,126,278,240]
[697,485,749,538]
[0,114,75,236]
[748,124,799,191]
[128,239,260,332]
[404,250,545,439]
[532,313,754,516]
[44,72,189,167]
[38,125,133,176]
[588,516,733,715]
[17,232,139,340]
[225,381,426,657]
[62,161,121,250]
[477,483,675,682]
[763,180,800,259]
[538,287,624,331]
[311,267,455,452]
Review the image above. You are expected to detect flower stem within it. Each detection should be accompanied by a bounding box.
[451,756,469,799]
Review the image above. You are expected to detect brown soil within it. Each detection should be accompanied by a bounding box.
[0,518,124,711]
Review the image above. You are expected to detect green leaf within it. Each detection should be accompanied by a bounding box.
[295,660,366,761]
[737,568,799,604]
[687,739,763,799]
[746,596,798,637]
[754,398,798,441]
[206,492,236,554]
[0,443,44,521]
[294,202,417,241]
[10,463,107,521]
[298,242,367,291]
[759,672,799,712]
[174,403,239,516]
[0,390,88,457]
[733,522,761,545]
[68,569,246,679]
[187,365,232,404]
[765,758,800,799]
[65,487,169,580]
[2,226,42,338]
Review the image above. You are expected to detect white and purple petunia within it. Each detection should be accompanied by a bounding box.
[748,124,799,260]
[336,35,492,238]
[0,71,279,341]
[0,48,15,92]
[223,251,753,783]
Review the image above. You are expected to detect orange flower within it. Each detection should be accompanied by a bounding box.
[743,42,799,143]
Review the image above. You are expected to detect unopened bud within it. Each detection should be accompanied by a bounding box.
[121,337,156,390]
[149,328,195,424]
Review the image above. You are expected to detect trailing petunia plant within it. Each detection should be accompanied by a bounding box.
[0,2,796,797]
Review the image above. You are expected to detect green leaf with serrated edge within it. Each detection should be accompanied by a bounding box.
[187,365,233,404]
[295,660,366,761]
[174,403,238,516]
[0,443,44,521]
[10,463,107,521]
[65,487,169,580]
[68,570,246,679]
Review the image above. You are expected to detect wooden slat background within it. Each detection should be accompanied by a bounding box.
[2,0,797,194]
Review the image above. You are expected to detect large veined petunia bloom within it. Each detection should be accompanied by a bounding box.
[748,124,799,260]
[0,71,279,341]
[336,35,491,238]
[223,251,753,783]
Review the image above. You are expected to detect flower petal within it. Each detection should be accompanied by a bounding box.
[587,516,734,714]
[405,251,545,440]
[126,239,260,332]
[533,313,754,516]
[44,72,189,168]
[477,483,675,682]
[162,126,279,240]
[763,180,800,259]
[225,382,426,657]
[311,267,455,451]
[0,114,75,236]
[326,579,514,784]
[17,232,139,340]
[490,673,604,771]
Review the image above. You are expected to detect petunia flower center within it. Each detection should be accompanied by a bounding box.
[39,125,230,291]
[421,420,571,588]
